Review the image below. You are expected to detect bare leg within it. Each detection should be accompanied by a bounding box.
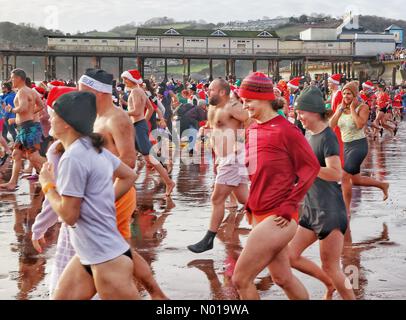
[130,249,168,300]
[341,172,353,218]
[350,174,389,201]
[0,149,23,190]
[146,155,175,197]
[289,226,335,299]
[52,256,97,300]
[232,216,308,300]
[320,230,356,300]
[27,151,46,174]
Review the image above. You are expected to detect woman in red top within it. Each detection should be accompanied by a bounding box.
[231,72,320,300]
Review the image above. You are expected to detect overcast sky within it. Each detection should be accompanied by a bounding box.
[0,0,404,33]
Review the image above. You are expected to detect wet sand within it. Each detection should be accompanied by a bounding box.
[0,122,405,300]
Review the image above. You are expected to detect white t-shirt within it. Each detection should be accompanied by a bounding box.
[57,137,129,265]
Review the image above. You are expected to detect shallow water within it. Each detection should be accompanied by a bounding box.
[0,122,405,300]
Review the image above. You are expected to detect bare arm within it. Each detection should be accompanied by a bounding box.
[44,191,81,226]
[229,101,249,123]
[109,116,136,169]
[318,155,342,182]
[350,103,369,129]
[113,162,137,201]
[12,92,29,114]
[33,93,44,114]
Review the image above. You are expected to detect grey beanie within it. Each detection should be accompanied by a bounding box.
[53,91,97,135]
[294,86,325,114]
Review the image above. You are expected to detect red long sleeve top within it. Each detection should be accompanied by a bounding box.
[245,116,320,221]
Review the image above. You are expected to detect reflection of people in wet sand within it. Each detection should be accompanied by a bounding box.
[342,223,390,300]
[188,210,275,300]
[4,185,58,300]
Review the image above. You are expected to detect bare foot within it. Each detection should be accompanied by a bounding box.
[165,180,176,197]
[382,183,389,201]
[323,285,336,300]
[0,182,18,191]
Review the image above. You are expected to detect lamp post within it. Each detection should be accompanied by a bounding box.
[32,61,36,82]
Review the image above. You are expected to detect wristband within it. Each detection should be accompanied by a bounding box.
[42,182,56,194]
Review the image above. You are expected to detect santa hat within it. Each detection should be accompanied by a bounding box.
[273,86,282,95]
[362,81,375,90]
[47,86,77,109]
[198,90,206,100]
[121,69,143,84]
[287,77,301,90]
[328,74,341,85]
[47,80,65,89]
[197,83,204,90]
[33,86,46,96]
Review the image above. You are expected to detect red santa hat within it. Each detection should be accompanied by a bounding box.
[47,80,65,89]
[328,74,341,85]
[33,86,46,96]
[121,69,143,84]
[287,77,301,90]
[362,81,375,90]
[196,83,204,90]
[198,90,206,100]
[273,86,282,95]
[46,86,77,109]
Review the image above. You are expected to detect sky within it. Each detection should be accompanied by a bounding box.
[0,0,404,33]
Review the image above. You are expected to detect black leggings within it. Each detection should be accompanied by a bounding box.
[82,249,133,276]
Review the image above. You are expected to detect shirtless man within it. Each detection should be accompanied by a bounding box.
[0,69,45,191]
[78,68,167,299]
[121,69,175,197]
[188,78,249,253]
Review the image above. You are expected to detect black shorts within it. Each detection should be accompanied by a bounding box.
[343,138,368,175]
[379,107,388,113]
[133,119,152,156]
[299,206,348,240]
[82,249,133,277]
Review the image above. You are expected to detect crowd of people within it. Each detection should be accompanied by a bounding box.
[380,47,406,61]
[0,65,404,300]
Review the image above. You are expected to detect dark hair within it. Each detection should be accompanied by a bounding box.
[2,81,12,91]
[321,109,334,120]
[144,79,156,98]
[11,68,27,81]
[89,133,105,153]
[25,77,32,87]
[271,97,286,111]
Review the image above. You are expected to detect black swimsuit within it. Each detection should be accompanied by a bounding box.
[82,249,133,276]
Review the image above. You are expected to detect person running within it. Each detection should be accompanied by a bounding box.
[0,69,45,191]
[375,84,395,137]
[39,91,140,300]
[1,81,17,144]
[187,78,249,254]
[231,72,320,300]
[121,69,175,197]
[289,86,355,300]
[330,81,389,217]
[78,69,167,299]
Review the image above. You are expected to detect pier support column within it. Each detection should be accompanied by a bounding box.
[118,57,124,81]
[225,59,230,77]
[209,59,213,81]
[164,58,168,81]
[252,59,257,72]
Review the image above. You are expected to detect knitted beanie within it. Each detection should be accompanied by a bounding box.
[53,91,97,136]
[294,86,325,114]
[342,81,360,97]
[238,72,275,101]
